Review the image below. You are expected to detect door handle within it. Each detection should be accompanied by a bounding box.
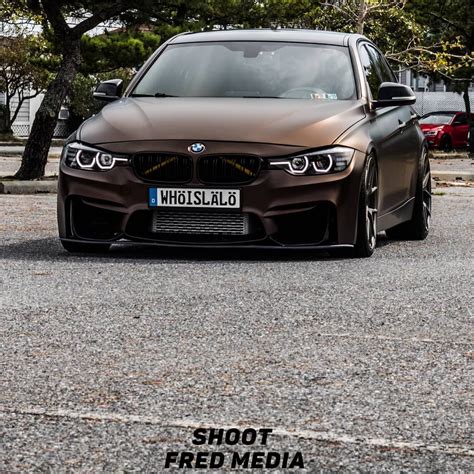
[398,119,407,130]
[398,114,417,130]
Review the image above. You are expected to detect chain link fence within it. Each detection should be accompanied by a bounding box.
[11,123,30,137]
[12,121,70,137]
[413,92,474,116]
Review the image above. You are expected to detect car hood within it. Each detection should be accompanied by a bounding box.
[420,123,446,130]
[79,97,366,148]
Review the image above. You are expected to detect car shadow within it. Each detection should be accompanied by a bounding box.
[1,234,391,264]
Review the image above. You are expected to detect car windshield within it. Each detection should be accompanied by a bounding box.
[419,114,454,125]
[131,41,357,100]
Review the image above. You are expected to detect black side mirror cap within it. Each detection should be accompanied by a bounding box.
[93,79,123,102]
[373,82,416,108]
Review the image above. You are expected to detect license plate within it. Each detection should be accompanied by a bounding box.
[149,187,240,209]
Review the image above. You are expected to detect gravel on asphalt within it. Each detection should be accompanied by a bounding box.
[0,188,473,471]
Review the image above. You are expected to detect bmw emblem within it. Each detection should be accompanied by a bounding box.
[188,143,206,154]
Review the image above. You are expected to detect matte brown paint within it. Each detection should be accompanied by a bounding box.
[79,98,367,151]
[58,30,425,249]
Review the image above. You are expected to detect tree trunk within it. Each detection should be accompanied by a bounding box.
[462,81,471,126]
[356,0,367,35]
[14,40,81,180]
[0,104,12,135]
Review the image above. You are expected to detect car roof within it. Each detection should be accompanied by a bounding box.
[170,29,357,46]
[423,111,459,115]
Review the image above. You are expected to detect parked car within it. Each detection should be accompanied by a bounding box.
[468,125,474,156]
[58,29,430,258]
[420,111,474,151]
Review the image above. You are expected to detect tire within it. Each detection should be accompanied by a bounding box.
[329,156,378,259]
[439,135,452,152]
[353,153,378,258]
[385,148,431,241]
[61,240,111,254]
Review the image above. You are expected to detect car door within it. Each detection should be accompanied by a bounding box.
[451,113,469,147]
[359,43,419,213]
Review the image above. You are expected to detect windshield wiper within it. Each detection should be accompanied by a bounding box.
[242,95,283,99]
[154,92,178,97]
[130,92,178,98]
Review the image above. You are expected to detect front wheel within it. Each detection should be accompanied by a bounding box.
[439,135,452,152]
[353,154,378,258]
[386,148,431,241]
[329,155,378,259]
[61,240,111,254]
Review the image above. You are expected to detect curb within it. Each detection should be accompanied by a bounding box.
[0,180,57,194]
[0,171,472,195]
[432,171,474,182]
[430,153,471,160]
[0,152,61,157]
[0,142,24,146]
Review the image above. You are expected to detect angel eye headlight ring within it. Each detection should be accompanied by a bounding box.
[269,147,354,176]
[63,143,129,171]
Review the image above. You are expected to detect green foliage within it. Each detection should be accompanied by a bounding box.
[2,0,472,90]
[67,68,134,128]
[80,31,162,74]
[0,35,50,132]
[297,0,473,80]
[406,0,473,81]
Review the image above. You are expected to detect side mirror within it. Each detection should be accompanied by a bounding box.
[373,82,416,108]
[93,79,123,102]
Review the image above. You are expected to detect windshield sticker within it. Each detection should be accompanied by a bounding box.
[310,93,338,100]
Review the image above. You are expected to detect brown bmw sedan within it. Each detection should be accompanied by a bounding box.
[58,29,431,257]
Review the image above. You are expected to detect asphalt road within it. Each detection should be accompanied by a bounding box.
[0,189,473,471]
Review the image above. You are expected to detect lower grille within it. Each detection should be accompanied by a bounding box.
[151,211,250,235]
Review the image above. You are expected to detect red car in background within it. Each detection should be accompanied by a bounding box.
[420,111,474,151]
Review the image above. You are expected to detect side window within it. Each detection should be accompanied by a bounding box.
[453,113,467,125]
[366,45,396,84]
[359,44,382,99]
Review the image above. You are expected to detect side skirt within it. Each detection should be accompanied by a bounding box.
[377,198,414,232]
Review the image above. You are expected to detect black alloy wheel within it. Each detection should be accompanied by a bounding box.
[386,147,431,241]
[354,154,378,258]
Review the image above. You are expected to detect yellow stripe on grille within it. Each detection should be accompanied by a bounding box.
[143,156,178,176]
[222,158,255,177]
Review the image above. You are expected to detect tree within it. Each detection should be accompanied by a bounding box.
[0,0,184,180]
[67,69,134,130]
[0,36,49,135]
[80,30,162,74]
[315,0,406,35]
[5,0,304,179]
[66,30,162,128]
[407,0,474,123]
[3,0,472,179]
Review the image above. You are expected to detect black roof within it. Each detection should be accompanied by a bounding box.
[422,111,460,115]
[171,29,355,46]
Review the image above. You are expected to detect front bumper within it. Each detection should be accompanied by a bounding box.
[423,134,441,147]
[58,148,366,248]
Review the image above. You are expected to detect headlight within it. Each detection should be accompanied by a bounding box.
[424,130,440,136]
[62,143,129,171]
[269,147,354,176]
